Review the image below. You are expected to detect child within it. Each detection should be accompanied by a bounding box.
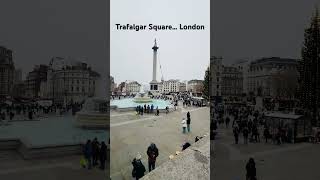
[181,118,187,133]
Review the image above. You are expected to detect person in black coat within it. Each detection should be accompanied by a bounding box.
[99,141,107,170]
[92,137,100,166]
[146,143,159,172]
[132,154,146,180]
[186,112,191,132]
[246,158,257,180]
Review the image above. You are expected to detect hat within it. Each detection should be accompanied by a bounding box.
[169,155,174,159]
[136,153,142,160]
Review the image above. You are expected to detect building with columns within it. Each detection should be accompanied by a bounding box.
[247,57,298,97]
[161,79,180,93]
[25,64,49,98]
[0,46,14,100]
[124,80,141,94]
[188,79,204,96]
[221,66,243,97]
[40,57,100,105]
[232,59,250,95]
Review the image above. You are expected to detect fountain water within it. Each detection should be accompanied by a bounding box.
[133,86,152,103]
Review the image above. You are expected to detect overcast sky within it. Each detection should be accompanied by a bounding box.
[0,0,108,78]
[213,0,320,65]
[110,0,210,85]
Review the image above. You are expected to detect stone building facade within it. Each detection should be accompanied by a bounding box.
[247,57,298,97]
[221,66,243,96]
[0,46,14,100]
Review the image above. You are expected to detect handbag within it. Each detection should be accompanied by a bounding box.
[80,156,87,168]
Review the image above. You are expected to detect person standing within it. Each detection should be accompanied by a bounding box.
[84,140,93,169]
[186,112,191,132]
[92,137,100,166]
[243,126,249,144]
[233,125,239,144]
[181,118,187,134]
[147,143,159,172]
[246,158,257,180]
[264,127,270,143]
[225,116,230,128]
[99,141,107,170]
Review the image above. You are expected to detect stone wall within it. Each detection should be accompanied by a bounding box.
[141,136,210,180]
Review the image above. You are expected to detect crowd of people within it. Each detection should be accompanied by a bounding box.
[211,104,294,145]
[82,137,108,170]
[0,102,82,123]
[136,104,160,115]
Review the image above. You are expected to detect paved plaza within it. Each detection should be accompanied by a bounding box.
[212,122,320,180]
[0,153,108,180]
[110,105,210,180]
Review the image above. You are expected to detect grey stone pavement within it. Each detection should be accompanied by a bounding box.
[0,153,108,180]
[110,105,210,180]
[212,118,320,180]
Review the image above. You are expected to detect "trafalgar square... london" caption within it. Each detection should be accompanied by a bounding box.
[115,24,205,31]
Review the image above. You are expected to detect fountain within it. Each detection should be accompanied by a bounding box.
[76,77,109,129]
[133,86,152,103]
[111,85,173,111]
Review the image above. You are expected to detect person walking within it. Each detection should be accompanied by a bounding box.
[147,143,159,172]
[186,112,191,132]
[181,118,187,134]
[246,158,257,180]
[132,153,146,180]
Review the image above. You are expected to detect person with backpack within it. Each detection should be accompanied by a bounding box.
[132,153,146,180]
[146,143,159,172]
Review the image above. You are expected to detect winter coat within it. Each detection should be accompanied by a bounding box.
[181,120,187,128]
[147,144,159,163]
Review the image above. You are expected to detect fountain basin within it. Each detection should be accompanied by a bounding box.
[75,97,109,129]
[76,112,109,129]
[111,98,173,111]
[133,97,153,103]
